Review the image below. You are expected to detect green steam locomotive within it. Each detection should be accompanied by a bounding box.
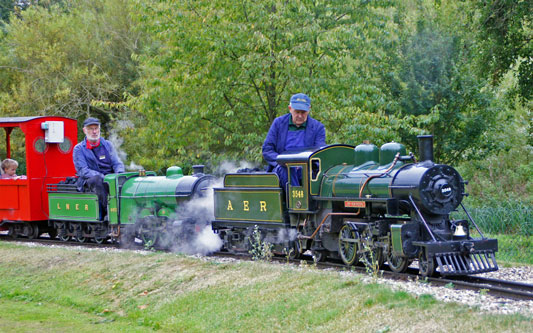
[47,166,214,248]
[212,135,498,277]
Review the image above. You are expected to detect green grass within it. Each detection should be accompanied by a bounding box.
[0,243,531,332]
[491,233,533,265]
[453,199,532,236]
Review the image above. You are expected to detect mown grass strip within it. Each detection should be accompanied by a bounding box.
[0,243,530,332]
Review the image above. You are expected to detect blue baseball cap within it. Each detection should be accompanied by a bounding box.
[83,117,100,127]
[290,93,311,112]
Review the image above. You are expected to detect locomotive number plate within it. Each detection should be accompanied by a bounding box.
[344,201,366,208]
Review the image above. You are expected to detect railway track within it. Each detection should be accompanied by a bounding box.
[0,234,123,249]
[216,252,533,301]
[438,275,533,301]
[3,236,532,301]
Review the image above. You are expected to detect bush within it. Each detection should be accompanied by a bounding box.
[455,199,532,236]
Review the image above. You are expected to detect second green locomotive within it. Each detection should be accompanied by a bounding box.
[47,165,213,248]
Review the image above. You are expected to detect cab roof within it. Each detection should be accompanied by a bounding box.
[276,144,355,165]
[0,116,75,127]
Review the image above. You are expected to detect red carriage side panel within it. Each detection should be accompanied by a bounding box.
[0,116,77,225]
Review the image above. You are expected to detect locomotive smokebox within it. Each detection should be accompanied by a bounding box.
[418,135,434,162]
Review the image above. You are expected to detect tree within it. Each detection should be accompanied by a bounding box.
[0,0,15,23]
[126,0,404,171]
[381,3,500,164]
[0,0,144,138]
[475,0,532,101]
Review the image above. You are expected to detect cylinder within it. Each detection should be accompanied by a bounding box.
[418,135,434,162]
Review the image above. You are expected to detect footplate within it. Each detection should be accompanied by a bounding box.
[435,251,498,276]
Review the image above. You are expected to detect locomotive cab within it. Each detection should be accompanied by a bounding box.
[0,116,77,238]
[276,144,356,213]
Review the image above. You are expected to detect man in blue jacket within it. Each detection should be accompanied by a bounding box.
[73,117,124,219]
[262,93,326,188]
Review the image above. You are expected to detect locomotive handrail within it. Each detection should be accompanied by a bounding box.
[460,203,486,239]
[359,153,401,198]
[409,195,437,241]
[312,196,392,202]
[388,185,417,189]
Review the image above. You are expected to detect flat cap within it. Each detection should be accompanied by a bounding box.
[83,117,100,127]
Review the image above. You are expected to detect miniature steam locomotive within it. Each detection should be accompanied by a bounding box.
[212,136,498,276]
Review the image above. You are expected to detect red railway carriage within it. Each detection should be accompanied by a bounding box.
[0,116,77,237]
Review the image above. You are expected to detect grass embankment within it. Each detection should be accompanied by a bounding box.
[492,233,533,265]
[0,243,531,332]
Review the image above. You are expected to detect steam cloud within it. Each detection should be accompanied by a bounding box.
[158,161,260,255]
[108,120,145,171]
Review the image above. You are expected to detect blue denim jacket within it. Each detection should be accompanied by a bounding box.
[73,137,125,191]
[262,113,326,171]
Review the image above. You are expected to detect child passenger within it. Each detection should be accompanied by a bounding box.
[1,158,23,179]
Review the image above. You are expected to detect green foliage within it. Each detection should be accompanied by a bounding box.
[126,0,404,171]
[455,80,532,231]
[490,233,533,265]
[0,0,529,207]
[455,199,532,237]
[248,225,273,261]
[385,2,500,164]
[358,243,382,280]
[476,0,533,101]
[0,0,144,139]
[0,0,15,23]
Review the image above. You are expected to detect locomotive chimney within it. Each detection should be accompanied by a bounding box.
[192,165,205,175]
[417,135,434,162]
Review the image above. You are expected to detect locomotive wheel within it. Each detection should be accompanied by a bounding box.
[359,228,383,270]
[24,223,38,239]
[387,253,410,273]
[58,233,70,242]
[8,225,17,239]
[360,248,384,270]
[77,236,87,243]
[139,228,158,248]
[338,224,359,266]
[287,240,302,260]
[419,250,436,277]
[31,224,39,239]
[311,250,326,263]
[138,217,160,249]
[94,237,106,244]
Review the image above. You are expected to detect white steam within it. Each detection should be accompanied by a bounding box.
[167,179,224,255]
[193,226,224,254]
[168,161,261,254]
[217,160,260,174]
[108,119,145,172]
